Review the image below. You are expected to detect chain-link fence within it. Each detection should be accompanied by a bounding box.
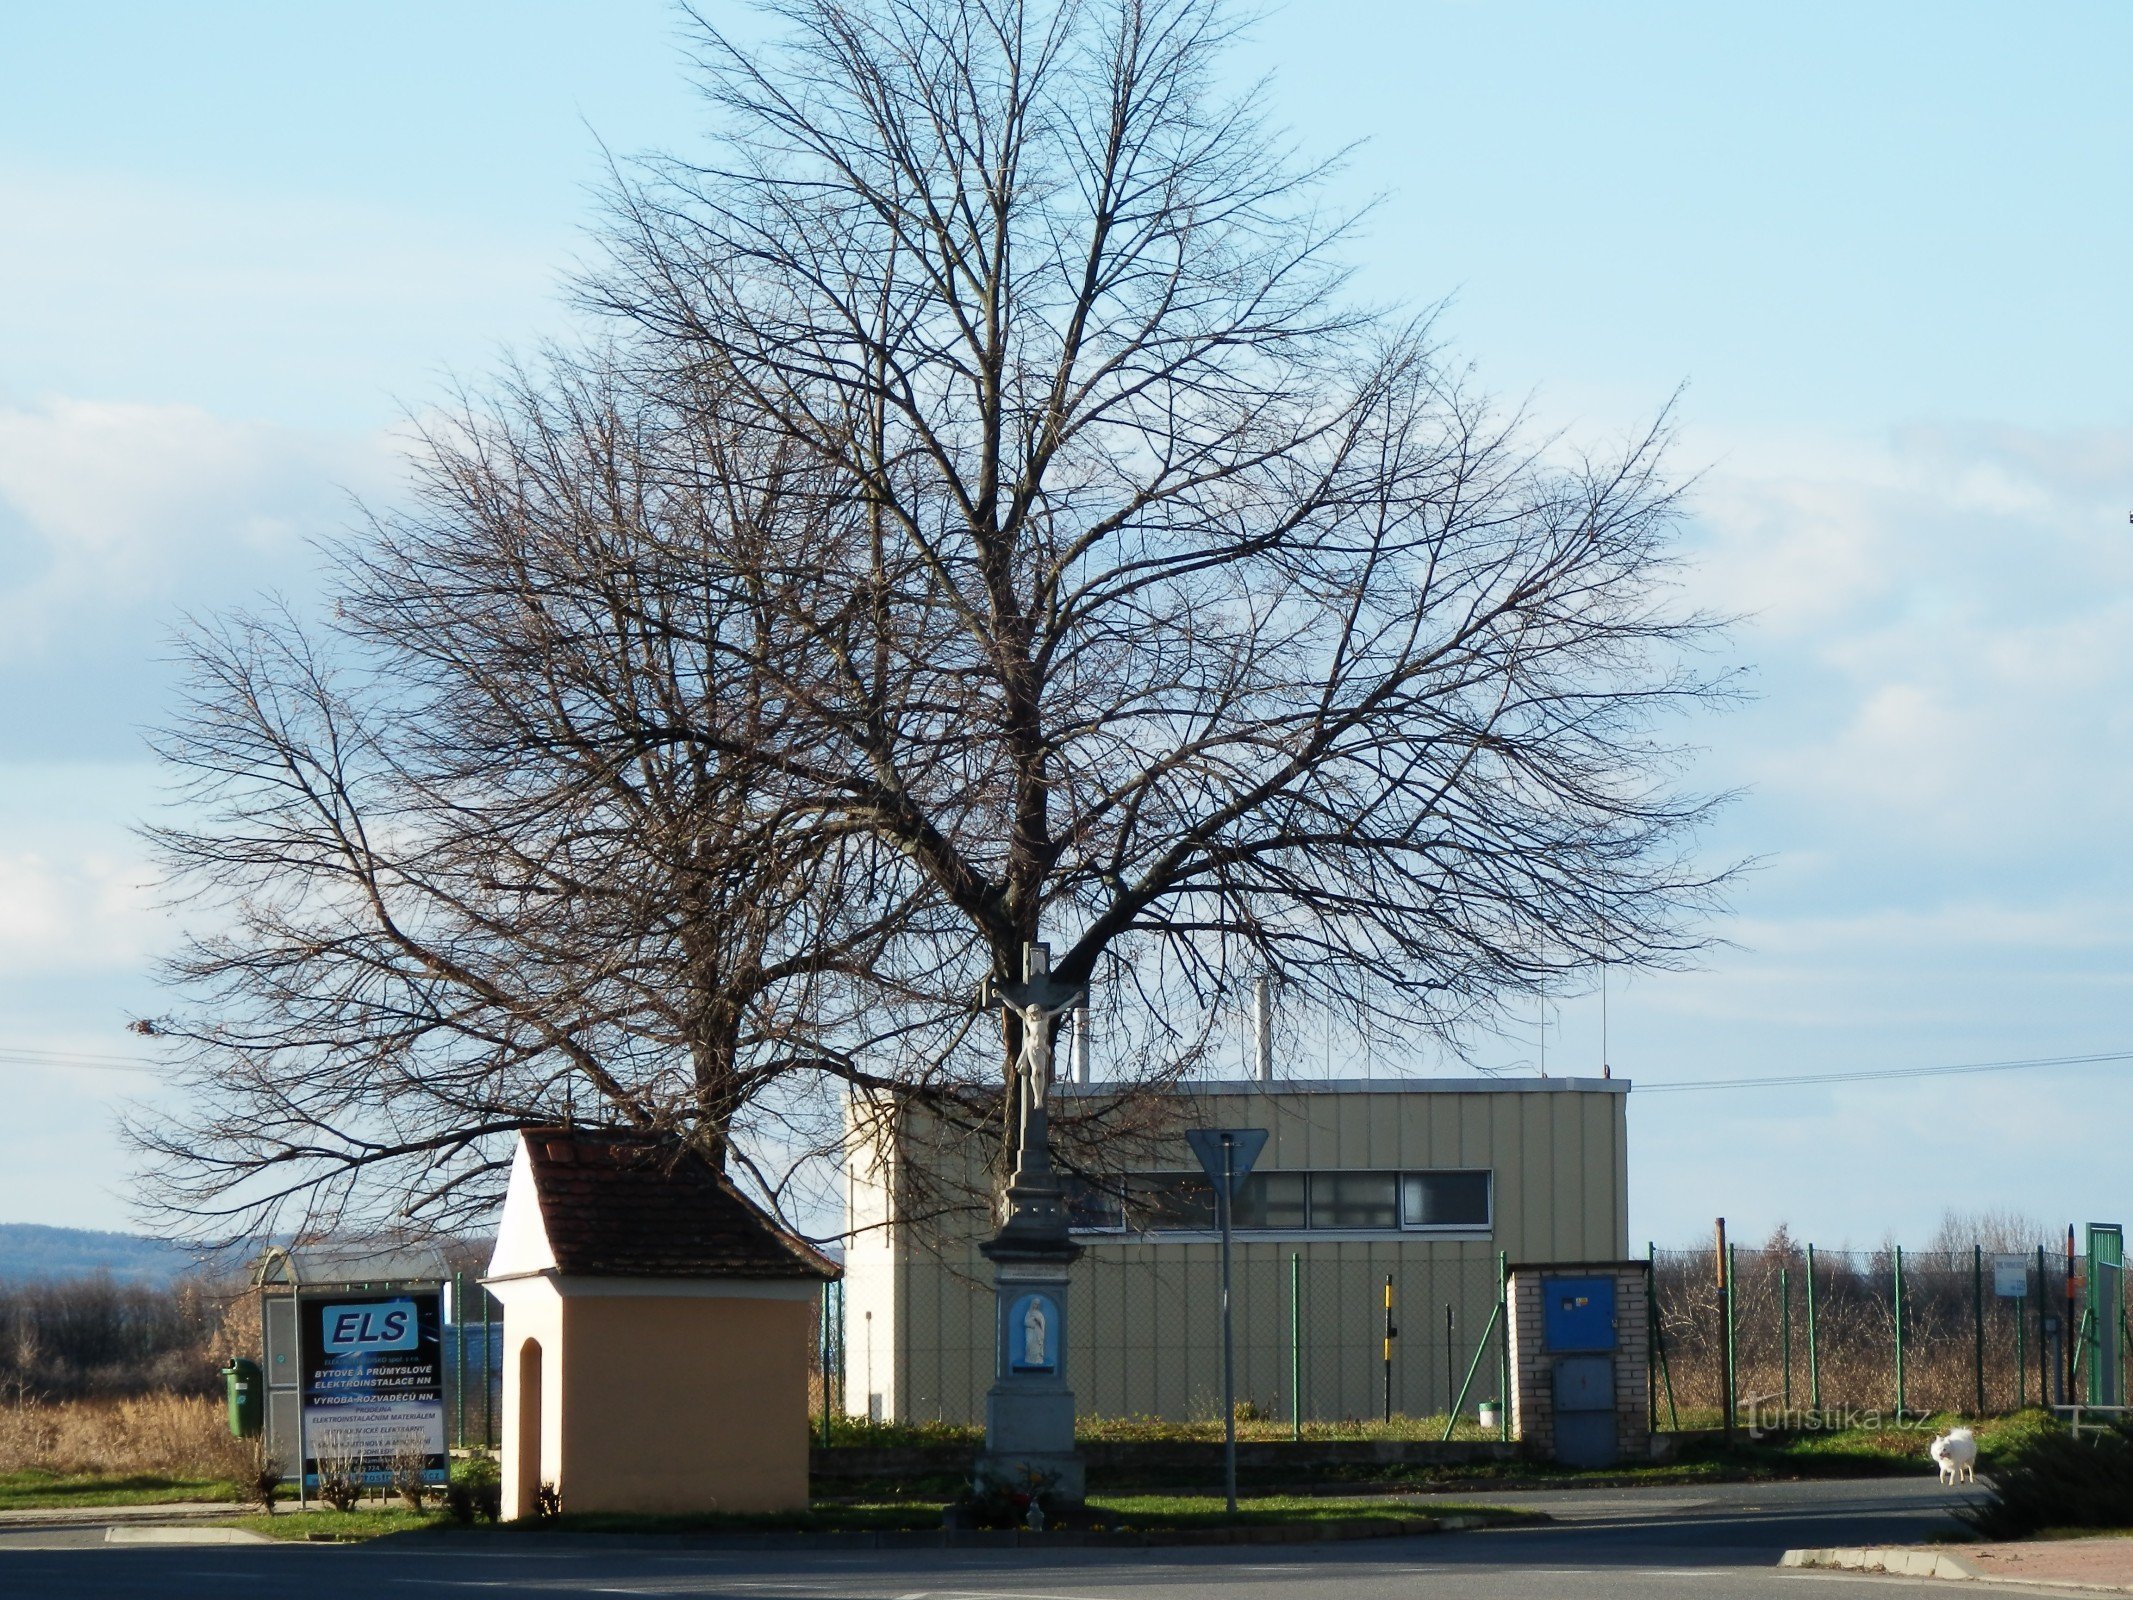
[1652,1242,2121,1429]
[819,1233,2130,1438]
[811,1278,846,1433]
[1068,1245,1509,1433]
[442,1274,505,1451]
[821,1248,1513,1437]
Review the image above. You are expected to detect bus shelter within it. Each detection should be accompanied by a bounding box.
[254,1242,454,1503]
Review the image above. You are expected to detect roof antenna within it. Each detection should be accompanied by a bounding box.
[1601,960,1611,1080]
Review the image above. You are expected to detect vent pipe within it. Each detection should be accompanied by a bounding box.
[1252,976,1273,1082]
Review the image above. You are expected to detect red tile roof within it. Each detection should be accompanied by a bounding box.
[521,1127,839,1281]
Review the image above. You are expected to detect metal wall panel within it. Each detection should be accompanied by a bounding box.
[854,1082,1630,1423]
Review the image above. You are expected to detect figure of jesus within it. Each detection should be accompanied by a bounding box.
[1020,1000,1060,1114]
[1022,1296,1050,1368]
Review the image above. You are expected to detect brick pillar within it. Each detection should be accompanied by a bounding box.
[1505,1263,1653,1464]
[1506,1271,1552,1457]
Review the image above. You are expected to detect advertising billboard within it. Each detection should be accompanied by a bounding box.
[299,1289,448,1487]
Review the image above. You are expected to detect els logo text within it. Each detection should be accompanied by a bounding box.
[321,1299,420,1354]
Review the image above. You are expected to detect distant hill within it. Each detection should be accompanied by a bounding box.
[0,1223,202,1285]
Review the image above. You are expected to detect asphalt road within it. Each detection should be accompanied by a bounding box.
[0,1477,2057,1600]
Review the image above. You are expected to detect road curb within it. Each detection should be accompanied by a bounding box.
[1782,1547,1978,1581]
[0,1502,249,1532]
[575,1511,1517,1550]
[1783,1546,2133,1592]
[105,1527,271,1546]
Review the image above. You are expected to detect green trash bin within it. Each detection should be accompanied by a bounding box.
[221,1357,263,1438]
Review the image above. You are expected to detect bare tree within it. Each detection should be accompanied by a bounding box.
[137,0,1733,1239]
[134,357,965,1238]
[595,0,1734,1114]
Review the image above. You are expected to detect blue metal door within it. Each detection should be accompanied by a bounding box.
[1554,1354,1614,1410]
[1543,1276,1618,1352]
[1554,1353,1619,1466]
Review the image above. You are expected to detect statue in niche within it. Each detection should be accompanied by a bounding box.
[1022,1296,1050,1368]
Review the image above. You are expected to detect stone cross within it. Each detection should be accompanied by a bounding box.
[982,942,1085,1251]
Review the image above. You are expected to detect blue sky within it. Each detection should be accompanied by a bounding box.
[2,1,2129,1248]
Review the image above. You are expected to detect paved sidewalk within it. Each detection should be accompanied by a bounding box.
[1960,1538,2133,1591]
[1786,1538,2133,1591]
[0,1499,247,1529]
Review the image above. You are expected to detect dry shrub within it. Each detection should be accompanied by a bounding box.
[0,1392,251,1479]
[0,1276,239,1402]
[1655,1228,2072,1420]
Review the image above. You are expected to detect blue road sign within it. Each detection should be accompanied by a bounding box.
[1185,1127,1268,1195]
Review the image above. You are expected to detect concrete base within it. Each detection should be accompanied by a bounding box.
[973,1448,1086,1505]
[978,1382,1084,1502]
[986,1381,1075,1443]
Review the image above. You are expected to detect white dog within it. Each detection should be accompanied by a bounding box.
[1930,1426,1978,1485]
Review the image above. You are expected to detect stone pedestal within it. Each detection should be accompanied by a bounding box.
[975,1256,1083,1503]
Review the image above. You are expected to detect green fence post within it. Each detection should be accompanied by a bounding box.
[1973,1244,1986,1415]
[1290,1251,1302,1442]
[1894,1246,1907,1420]
[480,1287,492,1448]
[1440,1300,1501,1442]
[1648,1243,1659,1435]
[1781,1265,1792,1415]
[1649,1242,1679,1432]
[453,1270,467,1451]
[2107,1305,2124,1408]
[834,1281,843,1426]
[2016,1295,2026,1409]
[1714,1245,1731,1433]
[1497,1250,1511,1441]
[2037,1245,2049,1406]
[1806,1243,1821,1414]
[819,1282,833,1448]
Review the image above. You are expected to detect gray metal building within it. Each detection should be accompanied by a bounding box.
[843,1075,1630,1425]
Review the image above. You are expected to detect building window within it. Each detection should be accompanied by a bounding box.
[1309,1172,1399,1230]
[1401,1170,1492,1229]
[1065,1167,1493,1235]
[1232,1171,1308,1229]
[1125,1173,1216,1232]
[1063,1176,1123,1232]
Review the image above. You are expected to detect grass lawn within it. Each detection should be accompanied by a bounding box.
[815,1409,2058,1492]
[818,1414,1509,1448]
[230,1508,445,1542]
[0,1471,242,1511]
[1714,1409,2056,1477]
[224,1493,1536,1542]
[1093,1494,1531,1528]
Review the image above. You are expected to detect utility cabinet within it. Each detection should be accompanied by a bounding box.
[1508,1262,1651,1466]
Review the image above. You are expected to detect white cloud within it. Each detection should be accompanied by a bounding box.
[0,846,167,979]
[0,397,399,659]
[0,167,571,432]
[1727,899,2133,958]
[1682,421,2133,854]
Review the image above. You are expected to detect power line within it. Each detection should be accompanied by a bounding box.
[0,1047,158,1075]
[1637,1048,2133,1095]
[7,1040,2132,1092]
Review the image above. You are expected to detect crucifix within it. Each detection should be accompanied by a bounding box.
[974,941,1088,1505]
[980,942,1084,1245]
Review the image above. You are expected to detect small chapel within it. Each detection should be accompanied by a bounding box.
[484,1126,839,1517]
